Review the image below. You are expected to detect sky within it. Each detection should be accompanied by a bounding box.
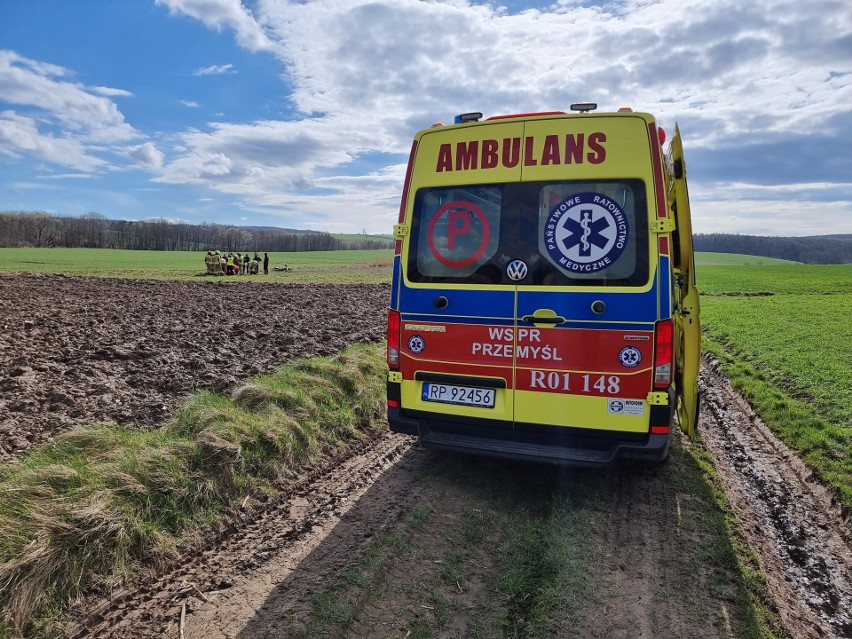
[1,0,850,237]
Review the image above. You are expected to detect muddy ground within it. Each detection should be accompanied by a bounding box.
[0,274,388,457]
[1,274,850,638]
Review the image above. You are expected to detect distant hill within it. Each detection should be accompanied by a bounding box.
[805,234,852,242]
[693,234,852,264]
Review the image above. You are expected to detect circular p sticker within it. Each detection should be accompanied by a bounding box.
[427,200,491,268]
[544,192,629,273]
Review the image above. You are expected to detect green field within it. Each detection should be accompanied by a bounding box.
[696,252,799,266]
[0,247,393,283]
[698,263,852,507]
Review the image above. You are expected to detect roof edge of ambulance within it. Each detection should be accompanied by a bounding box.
[420,109,657,135]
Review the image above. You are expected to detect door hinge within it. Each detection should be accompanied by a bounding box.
[388,371,403,383]
[646,391,669,405]
[650,218,675,234]
[393,224,409,239]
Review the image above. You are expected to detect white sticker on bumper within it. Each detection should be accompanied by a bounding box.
[608,398,645,415]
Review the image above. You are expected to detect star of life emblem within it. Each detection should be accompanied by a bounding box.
[618,346,642,368]
[544,192,629,274]
[408,335,425,353]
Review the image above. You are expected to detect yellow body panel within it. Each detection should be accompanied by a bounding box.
[668,125,701,438]
[520,115,654,181]
[414,121,525,187]
[514,390,650,432]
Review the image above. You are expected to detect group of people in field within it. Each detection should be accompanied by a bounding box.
[204,250,269,276]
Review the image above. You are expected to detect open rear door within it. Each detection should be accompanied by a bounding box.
[669,125,701,438]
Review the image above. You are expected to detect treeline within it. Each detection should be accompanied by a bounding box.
[693,233,852,264]
[0,211,393,252]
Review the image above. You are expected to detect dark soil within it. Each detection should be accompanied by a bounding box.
[0,274,389,457]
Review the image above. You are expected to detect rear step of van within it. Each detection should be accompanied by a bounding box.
[390,411,671,466]
[420,428,670,466]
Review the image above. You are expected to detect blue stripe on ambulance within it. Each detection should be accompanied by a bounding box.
[658,256,672,318]
[397,284,515,318]
[517,285,659,323]
[390,256,401,309]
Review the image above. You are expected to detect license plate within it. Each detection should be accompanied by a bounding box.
[421,383,495,408]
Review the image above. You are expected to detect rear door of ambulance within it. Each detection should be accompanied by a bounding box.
[395,120,526,430]
[669,124,701,438]
[511,114,660,438]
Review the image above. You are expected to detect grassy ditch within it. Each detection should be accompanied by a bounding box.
[0,343,386,637]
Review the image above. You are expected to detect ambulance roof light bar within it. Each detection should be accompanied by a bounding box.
[570,102,597,113]
[454,112,483,124]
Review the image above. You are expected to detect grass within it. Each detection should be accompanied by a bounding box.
[699,263,851,295]
[0,247,393,283]
[0,343,386,637]
[696,252,800,266]
[698,263,852,509]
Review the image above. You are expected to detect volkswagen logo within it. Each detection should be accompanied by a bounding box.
[506,260,528,281]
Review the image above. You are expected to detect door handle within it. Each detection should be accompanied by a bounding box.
[521,310,566,325]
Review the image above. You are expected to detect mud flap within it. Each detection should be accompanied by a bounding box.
[670,125,701,438]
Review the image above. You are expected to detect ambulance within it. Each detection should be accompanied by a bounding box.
[386,104,700,465]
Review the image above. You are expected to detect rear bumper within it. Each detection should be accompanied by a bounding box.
[387,404,673,467]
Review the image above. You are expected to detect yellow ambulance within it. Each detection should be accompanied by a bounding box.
[386,104,700,465]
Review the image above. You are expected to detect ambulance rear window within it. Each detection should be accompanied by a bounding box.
[407,179,649,286]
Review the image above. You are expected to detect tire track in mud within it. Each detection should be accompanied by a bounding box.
[67,432,417,639]
[699,359,852,639]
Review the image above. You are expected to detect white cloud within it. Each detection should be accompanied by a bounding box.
[128,142,165,168]
[0,50,145,174]
[0,50,137,143]
[0,110,106,171]
[154,0,272,52]
[692,197,852,236]
[39,173,95,180]
[193,63,235,76]
[89,86,133,98]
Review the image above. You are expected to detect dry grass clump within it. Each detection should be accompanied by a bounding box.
[0,342,386,636]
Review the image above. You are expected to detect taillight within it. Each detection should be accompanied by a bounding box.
[654,319,673,389]
[387,309,400,369]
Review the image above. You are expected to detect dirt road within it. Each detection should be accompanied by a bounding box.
[2,275,849,638]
